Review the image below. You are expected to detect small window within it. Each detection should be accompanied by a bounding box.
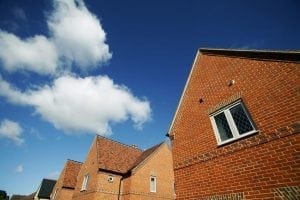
[210,100,257,145]
[81,174,89,191]
[150,176,156,192]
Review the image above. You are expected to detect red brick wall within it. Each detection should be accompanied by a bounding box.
[51,160,81,200]
[126,143,175,200]
[171,52,300,199]
[72,138,98,200]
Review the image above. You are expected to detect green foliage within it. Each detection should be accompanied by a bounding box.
[0,190,7,200]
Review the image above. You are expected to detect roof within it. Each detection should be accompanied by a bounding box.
[130,143,163,171]
[96,135,163,174]
[199,48,300,62]
[96,135,142,174]
[10,195,26,200]
[21,193,35,200]
[36,179,56,199]
[62,160,82,189]
[10,193,35,200]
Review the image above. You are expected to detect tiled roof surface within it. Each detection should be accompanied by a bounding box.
[10,195,26,200]
[130,143,162,171]
[96,136,147,174]
[21,192,35,200]
[37,179,56,198]
[62,160,82,188]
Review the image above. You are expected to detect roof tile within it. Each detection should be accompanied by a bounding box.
[62,160,82,188]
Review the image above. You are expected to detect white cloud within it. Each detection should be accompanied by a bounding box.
[0,75,151,135]
[16,164,24,173]
[48,0,112,69]
[0,31,58,74]
[0,119,24,145]
[0,0,111,75]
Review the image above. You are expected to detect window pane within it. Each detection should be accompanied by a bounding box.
[214,112,233,141]
[230,104,254,134]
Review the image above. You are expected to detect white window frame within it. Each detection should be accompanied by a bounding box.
[210,100,257,145]
[150,176,157,193]
[81,174,89,191]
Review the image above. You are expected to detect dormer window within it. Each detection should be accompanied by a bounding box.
[210,100,257,145]
[81,174,89,191]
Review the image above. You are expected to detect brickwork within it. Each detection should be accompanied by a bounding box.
[71,137,174,200]
[72,138,99,200]
[50,160,82,200]
[170,50,300,199]
[126,143,175,199]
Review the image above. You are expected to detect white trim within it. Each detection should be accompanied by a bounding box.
[210,101,257,146]
[168,50,201,137]
[81,174,89,191]
[150,176,157,193]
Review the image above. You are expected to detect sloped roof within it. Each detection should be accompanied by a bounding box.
[37,179,56,199]
[21,193,35,200]
[96,136,163,175]
[62,160,82,189]
[96,136,143,174]
[199,48,300,62]
[130,143,163,171]
[10,195,26,200]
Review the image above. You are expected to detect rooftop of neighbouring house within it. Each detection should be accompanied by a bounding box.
[96,135,163,174]
[36,179,56,198]
[62,159,83,189]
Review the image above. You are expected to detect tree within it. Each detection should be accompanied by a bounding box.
[0,190,7,200]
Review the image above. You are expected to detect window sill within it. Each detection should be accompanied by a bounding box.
[217,130,259,147]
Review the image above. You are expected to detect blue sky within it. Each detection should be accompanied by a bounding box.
[0,0,299,196]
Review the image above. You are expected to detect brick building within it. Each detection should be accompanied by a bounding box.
[168,48,300,199]
[50,160,82,200]
[71,135,175,200]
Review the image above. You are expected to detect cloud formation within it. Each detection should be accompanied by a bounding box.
[0,75,151,135]
[0,0,111,75]
[0,31,58,74]
[48,0,111,69]
[0,119,24,145]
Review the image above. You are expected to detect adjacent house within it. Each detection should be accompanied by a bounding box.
[168,48,300,199]
[50,160,82,200]
[71,135,175,200]
[34,179,56,200]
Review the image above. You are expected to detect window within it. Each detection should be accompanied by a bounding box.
[210,100,257,145]
[150,176,156,192]
[81,174,89,191]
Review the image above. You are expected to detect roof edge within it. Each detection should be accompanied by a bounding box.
[96,134,143,151]
[66,159,83,164]
[168,50,200,136]
[130,142,165,174]
[199,48,300,62]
